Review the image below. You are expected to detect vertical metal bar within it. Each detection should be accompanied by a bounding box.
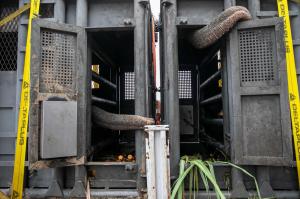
[221,45,231,154]
[16,0,27,139]
[248,0,260,19]
[257,166,275,197]
[155,128,170,199]
[54,0,65,23]
[144,6,150,117]
[15,0,28,187]
[45,169,64,197]
[145,125,170,199]
[161,0,180,178]
[87,44,92,151]
[145,131,156,199]
[249,1,275,197]
[290,2,300,94]
[70,1,88,197]
[223,1,248,197]
[45,1,66,196]
[231,168,249,198]
[76,0,88,27]
[134,0,147,193]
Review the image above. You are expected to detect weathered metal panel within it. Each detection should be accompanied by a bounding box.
[88,0,134,28]
[0,2,18,188]
[0,0,153,193]
[29,19,87,169]
[228,18,293,166]
[87,163,137,189]
[0,72,16,107]
[65,0,76,25]
[161,0,299,195]
[177,0,224,26]
[28,169,52,188]
[161,0,180,178]
[40,101,77,159]
[0,167,13,188]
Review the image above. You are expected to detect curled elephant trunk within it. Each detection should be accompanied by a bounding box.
[92,106,155,130]
[189,6,252,49]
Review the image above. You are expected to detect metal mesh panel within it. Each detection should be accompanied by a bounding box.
[124,72,135,100]
[40,29,76,93]
[178,70,192,99]
[0,5,19,71]
[239,28,276,85]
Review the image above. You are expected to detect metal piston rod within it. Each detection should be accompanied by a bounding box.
[92,71,117,90]
[200,93,222,106]
[200,70,222,90]
[92,96,117,106]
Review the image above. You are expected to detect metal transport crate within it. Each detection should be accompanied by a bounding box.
[0,0,300,198]
[160,0,299,198]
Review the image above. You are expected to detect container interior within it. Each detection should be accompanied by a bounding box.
[177,27,227,160]
[88,29,136,162]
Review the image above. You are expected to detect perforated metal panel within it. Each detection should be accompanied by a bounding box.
[178,70,192,99]
[239,28,277,86]
[40,30,76,93]
[124,72,135,100]
[0,5,19,71]
[227,19,293,166]
[30,19,87,169]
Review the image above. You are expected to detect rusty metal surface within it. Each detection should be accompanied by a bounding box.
[145,125,170,199]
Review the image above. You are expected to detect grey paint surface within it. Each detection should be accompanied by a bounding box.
[161,0,300,196]
[29,18,87,168]
[228,18,293,166]
[161,0,181,178]
[41,101,77,159]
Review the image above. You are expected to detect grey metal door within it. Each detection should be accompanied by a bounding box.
[0,4,19,187]
[227,18,293,166]
[29,19,88,169]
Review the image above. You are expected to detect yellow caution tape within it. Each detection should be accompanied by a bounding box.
[0,4,30,27]
[92,65,100,89]
[218,79,222,88]
[11,1,40,199]
[277,0,300,187]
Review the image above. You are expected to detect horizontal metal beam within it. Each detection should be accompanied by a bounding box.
[202,118,223,126]
[0,161,29,167]
[200,94,222,106]
[256,10,299,17]
[0,189,299,199]
[92,72,117,89]
[92,96,117,106]
[200,70,222,90]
